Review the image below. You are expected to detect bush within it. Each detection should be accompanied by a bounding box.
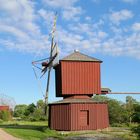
[0,110,11,121]
[0,119,3,123]
[111,123,127,127]
[131,124,140,139]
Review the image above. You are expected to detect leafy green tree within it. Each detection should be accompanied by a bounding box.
[92,95,109,102]
[14,104,27,118]
[125,96,137,124]
[37,100,44,108]
[132,103,140,123]
[24,103,36,116]
[93,95,128,124]
[131,103,140,139]
[30,109,43,121]
[37,100,45,111]
[108,99,127,124]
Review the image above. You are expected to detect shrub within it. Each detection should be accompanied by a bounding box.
[131,124,140,139]
[0,119,3,123]
[0,110,11,121]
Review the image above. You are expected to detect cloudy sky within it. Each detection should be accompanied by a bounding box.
[0,0,140,104]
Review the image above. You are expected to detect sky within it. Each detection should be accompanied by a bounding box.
[0,0,140,105]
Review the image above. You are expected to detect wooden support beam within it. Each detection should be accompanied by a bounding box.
[108,92,140,94]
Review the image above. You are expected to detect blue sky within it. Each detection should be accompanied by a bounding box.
[0,0,140,105]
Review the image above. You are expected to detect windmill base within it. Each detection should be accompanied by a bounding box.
[49,99,109,131]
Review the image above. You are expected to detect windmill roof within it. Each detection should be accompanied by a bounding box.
[61,50,102,62]
[101,88,111,93]
[49,98,107,105]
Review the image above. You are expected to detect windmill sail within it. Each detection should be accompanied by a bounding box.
[31,12,58,117]
[52,43,59,67]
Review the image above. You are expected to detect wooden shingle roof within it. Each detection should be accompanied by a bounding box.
[61,50,102,62]
[49,98,107,105]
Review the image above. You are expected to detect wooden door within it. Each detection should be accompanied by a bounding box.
[80,110,89,126]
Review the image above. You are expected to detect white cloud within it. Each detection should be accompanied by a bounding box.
[132,23,140,32]
[97,31,108,39]
[68,20,106,40]
[56,20,140,59]
[69,23,94,36]
[109,9,133,25]
[43,0,82,21]
[85,16,92,22]
[43,0,78,9]
[0,0,50,54]
[0,24,29,39]
[0,0,140,60]
[38,9,55,29]
[62,6,82,21]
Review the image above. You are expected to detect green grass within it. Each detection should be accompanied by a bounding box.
[0,121,138,140]
[0,121,64,140]
[4,128,48,140]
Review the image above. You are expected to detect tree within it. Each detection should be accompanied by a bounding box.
[13,104,27,118]
[132,103,140,123]
[93,95,128,125]
[24,103,36,116]
[125,96,137,124]
[13,101,47,121]
[37,100,45,109]
[29,109,44,121]
[92,95,109,102]
[131,103,140,139]
[108,99,127,124]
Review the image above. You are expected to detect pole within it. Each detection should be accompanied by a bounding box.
[44,13,57,117]
[44,37,53,117]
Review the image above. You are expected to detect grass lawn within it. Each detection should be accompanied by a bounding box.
[4,128,48,140]
[0,121,64,140]
[0,121,138,140]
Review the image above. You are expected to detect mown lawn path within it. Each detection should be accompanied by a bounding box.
[0,128,20,140]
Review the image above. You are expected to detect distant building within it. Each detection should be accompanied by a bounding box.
[0,105,9,111]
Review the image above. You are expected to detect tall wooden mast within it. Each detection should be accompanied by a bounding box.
[44,13,57,116]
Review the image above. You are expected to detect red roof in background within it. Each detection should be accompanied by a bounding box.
[0,106,9,111]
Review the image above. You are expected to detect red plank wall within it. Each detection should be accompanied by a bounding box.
[49,104,71,130]
[55,61,101,97]
[49,103,109,131]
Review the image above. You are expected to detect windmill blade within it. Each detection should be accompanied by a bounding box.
[41,52,58,73]
[32,56,50,65]
[32,62,42,70]
[44,12,58,116]
[31,12,58,117]
[40,52,58,78]
[41,43,57,75]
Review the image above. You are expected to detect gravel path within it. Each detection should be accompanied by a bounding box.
[0,129,20,140]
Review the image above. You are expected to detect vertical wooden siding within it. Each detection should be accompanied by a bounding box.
[49,103,109,131]
[60,61,101,96]
[70,103,109,131]
[96,104,109,129]
[49,104,71,130]
[70,103,96,130]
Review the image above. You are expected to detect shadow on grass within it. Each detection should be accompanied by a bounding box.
[0,124,48,132]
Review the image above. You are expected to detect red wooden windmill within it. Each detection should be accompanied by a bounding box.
[32,14,140,131]
[49,50,109,131]
[49,50,140,131]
